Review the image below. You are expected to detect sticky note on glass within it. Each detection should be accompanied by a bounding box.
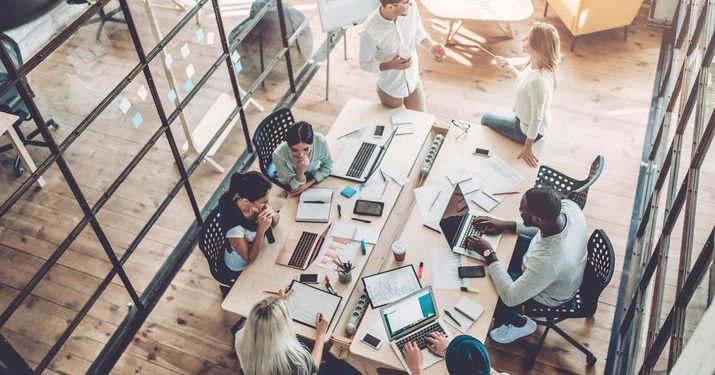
[231,51,240,64]
[137,85,148,101]
[118,97,131,114]
[180,43,190,59]
[167,89,177,103]
[183,79,193,93]
[206,32,215,45]
[132,112,143,128]
[195,28,205,42]
[164,53,173,67]
[185,64,195,79]
[234,59,242,73]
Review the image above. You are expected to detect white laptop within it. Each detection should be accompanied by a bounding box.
[380,286,451,374]
[331,129,396,182]
[438,185,501,260]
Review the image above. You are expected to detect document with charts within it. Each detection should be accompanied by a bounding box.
[312,236,359,271]
[361,265,421,308]
[286,281,342,328]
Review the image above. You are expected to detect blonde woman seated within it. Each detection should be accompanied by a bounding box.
[273,121,333,197]
[234,286,329,375]
[481,22,561,167]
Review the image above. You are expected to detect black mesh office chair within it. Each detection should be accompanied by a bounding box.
[252,107,294,191]
[523,229,615,368]
[0,32,58,176]
[534,155,605,209]
[197,207,238,297]
[66,0,126,42]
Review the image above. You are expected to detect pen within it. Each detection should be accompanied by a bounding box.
[352,217,372,224]
[460,286,479,294]
[492,191,520,196]
[361,239,367,255]
[454,306,476,321]
[338,204,342,218]
[429,190,441,209]
[444,310,462,327]
[324,276,337,295]
[304,200,326,204]
[380,169,387,183]
[423,223,441,233]
[418,262,424,279]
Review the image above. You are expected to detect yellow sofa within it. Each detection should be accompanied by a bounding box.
[544,0,644,50]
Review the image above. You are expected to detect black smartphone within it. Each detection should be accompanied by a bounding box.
[473,148,490,156]
[458,266,486,278]
[361,333,383,350]
[299,273,319,284]
[374,125,385,137]
[354,199,384,217]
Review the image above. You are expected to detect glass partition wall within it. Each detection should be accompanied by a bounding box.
[0,0,338,373]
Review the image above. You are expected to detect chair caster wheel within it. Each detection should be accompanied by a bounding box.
[586,354,597,366]
[49,120,60,129]
[15,166,24,176]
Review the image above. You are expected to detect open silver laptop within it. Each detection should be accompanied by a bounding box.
[331,129,396,182]
[438,185,501,260]
[380,286,451,374]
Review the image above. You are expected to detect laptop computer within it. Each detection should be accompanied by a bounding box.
[380,286,451,374]
[438,185,501,261]
[276,224,331,270]
[331,128,396,182]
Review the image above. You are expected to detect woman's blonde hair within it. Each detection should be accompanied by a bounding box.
[235,297,314,375]
[527,22,561,82]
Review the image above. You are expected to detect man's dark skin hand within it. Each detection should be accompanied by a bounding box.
[471,216,516,235]
[465,236,499,265]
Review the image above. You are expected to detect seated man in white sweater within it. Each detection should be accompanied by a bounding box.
[465,187,588,344]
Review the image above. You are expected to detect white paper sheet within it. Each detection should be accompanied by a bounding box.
[430,247,465,289]
[380,165,408,186]
[414,184,451,224]
[287,281,341,328]
[473,155,524,192]
[331,222,380,244]
[312,236,359,271]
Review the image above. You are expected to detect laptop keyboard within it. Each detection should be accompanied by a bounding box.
[458,220,484,249]
[346,142,377,178]
[396,323,447,353]
[288,232,318,267]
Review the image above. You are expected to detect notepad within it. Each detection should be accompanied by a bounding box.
[391,111,415,135]
[444,297,485,332]
[330,222,380,244]
[296,188,333,223]
[471,190,503,212]
[287,280,342,328]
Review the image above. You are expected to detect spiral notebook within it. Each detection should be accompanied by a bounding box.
[296,188,333,223]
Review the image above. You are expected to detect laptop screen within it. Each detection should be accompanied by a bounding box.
[439,185,470,247]
[382,287,437,338]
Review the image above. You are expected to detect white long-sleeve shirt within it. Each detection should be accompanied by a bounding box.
[513,66,554,140]
[488,200,588,307]
[358,6,428,98]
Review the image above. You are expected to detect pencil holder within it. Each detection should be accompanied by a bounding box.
[338,271,352,284]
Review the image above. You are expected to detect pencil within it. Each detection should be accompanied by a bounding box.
[263,290,279,295]
[381,181,389,197]
[492,191,520,196]
[352,217,372,224]
[429,190,441,209]
[476,44,497,58]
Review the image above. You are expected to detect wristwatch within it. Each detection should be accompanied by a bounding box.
[482,248,493,258]
[482,248,497,265]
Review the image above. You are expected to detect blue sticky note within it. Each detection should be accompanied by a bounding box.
[195,28,205,42]
[234,59,243,74]
[183,79,193,93]
[167,89,177,103]
[132,112,143,128]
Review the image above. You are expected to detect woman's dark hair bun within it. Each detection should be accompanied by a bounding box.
[285,121,314,146]
[221,171,271,204]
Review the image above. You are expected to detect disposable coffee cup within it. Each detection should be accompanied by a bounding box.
[398,47,411,61]
[392,241,407,262]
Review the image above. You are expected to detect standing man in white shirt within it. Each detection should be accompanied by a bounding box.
[359,0,446,112]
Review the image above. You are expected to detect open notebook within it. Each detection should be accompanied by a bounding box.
[296,187,333,223]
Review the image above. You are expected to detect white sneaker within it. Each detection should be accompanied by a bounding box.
[489,316,537,344]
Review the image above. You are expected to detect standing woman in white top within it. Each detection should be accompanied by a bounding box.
[359,0,446,112]
[481,22,561,167]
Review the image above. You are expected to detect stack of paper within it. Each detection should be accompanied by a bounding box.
[331,222,380,244]
[444,297,485,332]
[296,188,333,222]
[391,110,415,135]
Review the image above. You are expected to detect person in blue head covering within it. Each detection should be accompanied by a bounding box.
[403,333,509,375]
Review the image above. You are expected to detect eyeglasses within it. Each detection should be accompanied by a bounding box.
[451,119,471,140]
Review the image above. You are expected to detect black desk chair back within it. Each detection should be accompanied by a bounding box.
[198,206,238,297]
[252,107,294,191]
[534,155,605,209]
[523,229,615,368]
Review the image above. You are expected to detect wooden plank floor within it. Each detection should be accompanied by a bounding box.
[2,0,711,374]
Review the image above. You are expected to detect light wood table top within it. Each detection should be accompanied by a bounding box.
[421,0,534,22]
[222,98,435,340]
[348,123,546,373]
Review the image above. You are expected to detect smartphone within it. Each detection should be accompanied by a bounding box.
[473,148,490,156]
[361,333,383,350]
[353,199,385,217]
[458,266,486,278]
[374,125,385,138]
[299,273,319,284]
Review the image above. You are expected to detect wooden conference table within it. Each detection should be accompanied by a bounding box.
[346,122,545,373]
[222,98,435,340]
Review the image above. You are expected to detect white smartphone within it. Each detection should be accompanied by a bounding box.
[361,333,383,350]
